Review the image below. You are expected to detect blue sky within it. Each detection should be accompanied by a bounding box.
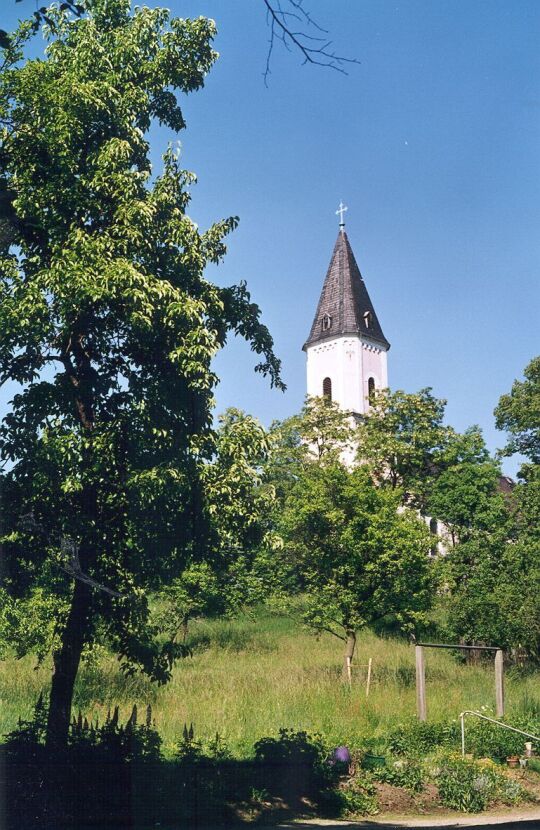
[3,1,540,474]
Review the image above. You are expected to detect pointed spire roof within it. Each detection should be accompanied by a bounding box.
[303,229,390,351]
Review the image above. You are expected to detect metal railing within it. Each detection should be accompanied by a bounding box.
[460,710,540,757]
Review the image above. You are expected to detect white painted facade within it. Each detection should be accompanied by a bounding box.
[306,335,388,416]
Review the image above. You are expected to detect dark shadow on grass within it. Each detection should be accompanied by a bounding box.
[2,719,347,829]
[3,750,346,829]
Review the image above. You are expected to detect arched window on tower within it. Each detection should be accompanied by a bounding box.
[321,314,332,332]
[368,377,376,403]
[322,377,332,400]
[429,517,438,557]
[363,310,372,329]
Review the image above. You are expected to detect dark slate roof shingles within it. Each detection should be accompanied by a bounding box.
[303,229,390,351]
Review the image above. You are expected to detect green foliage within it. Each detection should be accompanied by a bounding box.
[287,395,355,463]
[265,395,354,501]
[495,355,540,464]
[356,388,451,508]
[336,775,378,817]
[422,358,540,658]
[441,383,540,658]
[427,459,508,545]
[384,714,540,763]
[0,586,67,660]
[275,461,435,648]
[444,534,540,658]
[386,720,460,756]
[373,757,424,792]
[467,721,523,760]
[0,0,282,739]
[254,727,329,771]
[435,754,525,812]
[152,408,278,640]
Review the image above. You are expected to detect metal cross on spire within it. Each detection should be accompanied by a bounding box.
[336,200,348,228]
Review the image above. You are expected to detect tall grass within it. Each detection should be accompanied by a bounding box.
[1,610,539,756]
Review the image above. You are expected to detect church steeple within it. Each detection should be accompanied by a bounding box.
[303,228,390,352]
[303,216,390,417]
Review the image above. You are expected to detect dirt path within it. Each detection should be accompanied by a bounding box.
[276,808,540,828]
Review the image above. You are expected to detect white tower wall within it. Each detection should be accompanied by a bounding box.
[306,335,388,416]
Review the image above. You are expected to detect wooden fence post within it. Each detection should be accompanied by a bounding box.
[365,658,372,698]
[416,645,426,721]
[495,649,504,718]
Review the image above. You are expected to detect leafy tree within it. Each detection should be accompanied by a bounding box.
[443,532,540,659]
[495,356,540,465]
[0,0,282,748]
[275,462,435,674]
[426,458,509,548]
[265,395,354,501]
[154,409,278,641]
[283,394,354,462]
[442,358,540,658]
[356,389,493,515]
[356,388,450,508]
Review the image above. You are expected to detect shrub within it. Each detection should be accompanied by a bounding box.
[254,728,329,774]
[254,728,341,809]
[373,757,425,792]
[465,714,540,760]
[386,720,460,756]
[434,754,526,812]
[337,775,378,817]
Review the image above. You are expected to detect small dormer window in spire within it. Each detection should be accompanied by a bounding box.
[363,310,372,329]
[321,314,332,332]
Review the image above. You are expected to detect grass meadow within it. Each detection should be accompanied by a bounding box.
[2,610,539,756]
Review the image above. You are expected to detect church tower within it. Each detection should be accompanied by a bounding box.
[303,206,390,416]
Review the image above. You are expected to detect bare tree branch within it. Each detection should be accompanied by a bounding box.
[262,0,359,85]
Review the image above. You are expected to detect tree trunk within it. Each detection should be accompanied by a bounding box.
[182,615,189,644]
[45,344,97,749]
[45,577,93,749]
[342,629,356,682]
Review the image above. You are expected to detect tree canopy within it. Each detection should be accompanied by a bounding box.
[267,398,435,672]
[495,355,540,467]
[442,356,540,658]
[0,0,282,746]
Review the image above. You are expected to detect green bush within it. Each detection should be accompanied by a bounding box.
[435,754,525,813]
[436,756,494,812]
[254,728,328,769]
[337,775,378,816]
[466,715,540,760]
[386,720,460,756]
[385,715,540,763]
[467,720,523,760]
[373,757,425,792]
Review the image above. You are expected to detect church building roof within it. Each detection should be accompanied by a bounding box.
[303,228,390,351]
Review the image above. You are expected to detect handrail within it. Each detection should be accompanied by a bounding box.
[460,710,540,757]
